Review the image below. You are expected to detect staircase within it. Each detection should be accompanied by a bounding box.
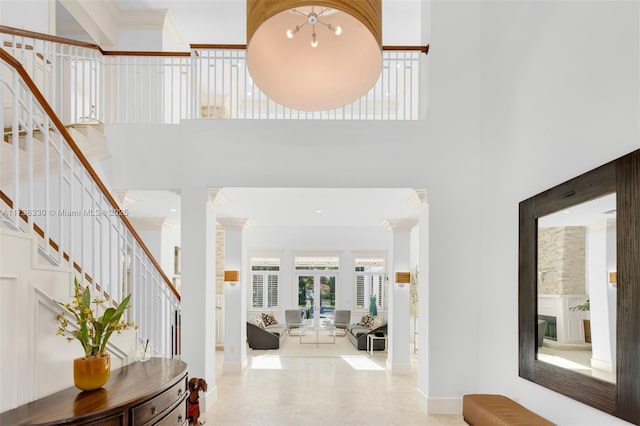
[0,226,137,412]
[0,32,180,413]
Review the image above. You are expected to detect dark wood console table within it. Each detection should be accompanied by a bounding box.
[0,358,188,425]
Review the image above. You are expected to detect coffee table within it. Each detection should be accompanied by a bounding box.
[299,323,337,346]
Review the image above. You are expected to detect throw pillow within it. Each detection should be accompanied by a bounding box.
[254,318,266,329]
[262,312,278,326]
[358,313,374,328]
[370,317,383,330]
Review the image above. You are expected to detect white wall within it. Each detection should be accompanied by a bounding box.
[476,1,638,425]
[0,0,52,32]
[118,29,164,51]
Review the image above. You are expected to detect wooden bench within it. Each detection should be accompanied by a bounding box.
[463,394,555,425]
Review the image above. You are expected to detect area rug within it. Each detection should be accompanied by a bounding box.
[249,332,369,358]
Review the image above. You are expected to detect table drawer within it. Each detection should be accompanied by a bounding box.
[155,401,188,426]
[131,376,187,425]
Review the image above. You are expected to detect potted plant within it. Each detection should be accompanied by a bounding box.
[56,278,135,390]
[570,297,591,343]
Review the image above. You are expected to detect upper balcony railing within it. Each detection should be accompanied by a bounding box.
[1,26,427,124]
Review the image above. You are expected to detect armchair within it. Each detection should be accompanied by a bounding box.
[285,309,304,335]
[334,310,351,335]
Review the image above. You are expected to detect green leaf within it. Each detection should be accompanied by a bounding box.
[81,286,91,310]
[101,307,116,326]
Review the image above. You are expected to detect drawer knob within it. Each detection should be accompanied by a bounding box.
[151,405,157,415]
[177,415,183,424]
[178,388,183,396]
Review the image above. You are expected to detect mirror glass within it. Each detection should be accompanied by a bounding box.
[537,193,616,383]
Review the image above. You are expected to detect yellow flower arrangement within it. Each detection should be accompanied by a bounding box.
[56,278,135,358]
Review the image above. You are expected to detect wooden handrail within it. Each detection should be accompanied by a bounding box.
[0,48,180,301]
[0,190,110,299]
[1,25,429,55]
[191,43,429,53]
[0,25,102,51]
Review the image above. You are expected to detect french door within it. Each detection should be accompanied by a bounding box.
[296,272,337,326]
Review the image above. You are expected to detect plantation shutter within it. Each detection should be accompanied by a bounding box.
[252,274,264,308]
[356,275,365,309]
[355,258,386,311]
[374,275,384,308]
[250,257,280,309]
[267,274,278,308]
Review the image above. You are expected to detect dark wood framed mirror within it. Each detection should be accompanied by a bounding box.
[519,149,640,423]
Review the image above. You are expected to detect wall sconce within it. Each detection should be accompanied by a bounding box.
[224,270,240,286]
[395,272,410,287]
[609,271,617,287]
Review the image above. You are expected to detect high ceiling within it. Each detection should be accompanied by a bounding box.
[55,0,427,228]
[57,0,426,47]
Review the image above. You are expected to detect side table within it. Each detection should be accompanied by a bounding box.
[367,333,387,356]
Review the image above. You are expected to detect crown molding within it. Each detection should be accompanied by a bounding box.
[406,189,428,209]
[208,188,230,208]
[127,217,167,230]
[217,218,253,231]
[381,218,418,232]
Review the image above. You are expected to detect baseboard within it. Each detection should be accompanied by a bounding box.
[202,385,218,411]
[427,397,463,414]
[416,387,429,412]
[591,357,613,373]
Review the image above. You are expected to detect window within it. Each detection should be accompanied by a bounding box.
[355,258,386,311]
[250,258,280,309]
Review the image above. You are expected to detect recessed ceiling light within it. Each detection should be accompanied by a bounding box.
[563,210,571,214]
[315,210,323,214]
[169,208,177,212]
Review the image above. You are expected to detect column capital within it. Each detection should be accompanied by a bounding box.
[381,218,418,232]
[217,217,253,230]
[407,189,428,209]
[208,188,230,208]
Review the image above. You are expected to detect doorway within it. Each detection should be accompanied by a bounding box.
[295,256,339,327]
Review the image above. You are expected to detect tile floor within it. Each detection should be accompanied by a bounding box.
[200,343,466,426]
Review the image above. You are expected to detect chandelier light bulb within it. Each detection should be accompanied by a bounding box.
[311,33,318,48]
[286,29,294,38]
[335,25,342,35]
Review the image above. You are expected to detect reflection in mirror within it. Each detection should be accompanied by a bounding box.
[537,193,616,383]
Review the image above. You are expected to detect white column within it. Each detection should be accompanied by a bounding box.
[218,218,250,373]
[417,199,430,409]
[386,219,418,375]
[180,186,217,409]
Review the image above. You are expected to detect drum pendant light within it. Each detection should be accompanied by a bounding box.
[247,0,382,111]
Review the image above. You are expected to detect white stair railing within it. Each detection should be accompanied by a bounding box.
[1,26,424,123]
[0,49,181,358]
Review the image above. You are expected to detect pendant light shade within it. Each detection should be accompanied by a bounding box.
[247,0,382,111]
